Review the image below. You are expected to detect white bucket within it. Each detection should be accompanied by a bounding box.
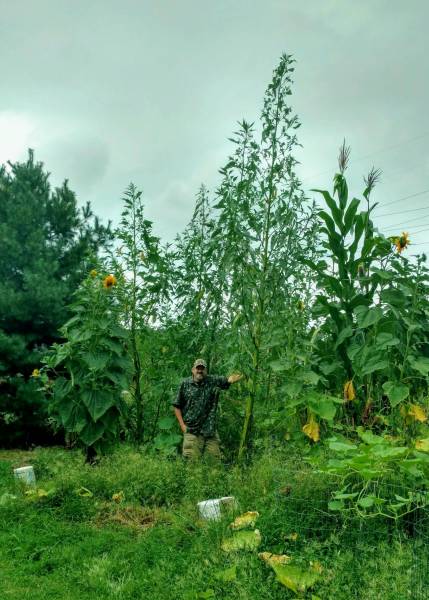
[14,466,36,486]
[197,496,237,520]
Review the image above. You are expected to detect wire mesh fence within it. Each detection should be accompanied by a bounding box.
[253,472,429,599]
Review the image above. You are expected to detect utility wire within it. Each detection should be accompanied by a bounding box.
[374,205,429,218]
[374,188,429,209]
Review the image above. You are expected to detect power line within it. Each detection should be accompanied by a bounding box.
[383,215,429,231]
[375,188,429,209]
[374,205,429,218]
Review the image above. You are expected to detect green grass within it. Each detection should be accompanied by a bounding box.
[0,445,427,599]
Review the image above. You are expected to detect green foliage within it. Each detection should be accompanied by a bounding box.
[43,273,132,452]
[322,427,429,519]
[0,150,112,445]
[111,183,172,444]
[0,446,426,599]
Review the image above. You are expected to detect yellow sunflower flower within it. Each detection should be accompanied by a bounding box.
[103,274,117,289]
[393,232,410,254]
[31,368,40,378]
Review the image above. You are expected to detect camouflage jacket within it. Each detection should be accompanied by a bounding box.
[172,375,230,436]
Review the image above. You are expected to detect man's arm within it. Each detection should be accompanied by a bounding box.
[174,407,187,433]
[172,382,187,433]
[210,373,243,389]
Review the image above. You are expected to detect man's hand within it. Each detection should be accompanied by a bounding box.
[228,373,243,384]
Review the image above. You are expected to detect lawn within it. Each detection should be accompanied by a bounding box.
[0,446,427,599]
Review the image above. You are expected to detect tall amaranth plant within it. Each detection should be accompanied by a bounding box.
[211,54,319,459]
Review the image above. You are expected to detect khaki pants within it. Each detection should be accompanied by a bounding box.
[182,432,222,461]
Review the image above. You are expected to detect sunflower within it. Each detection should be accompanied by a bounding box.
[103,274,117,288]
[31,368,40,378]
[393,232,410,254]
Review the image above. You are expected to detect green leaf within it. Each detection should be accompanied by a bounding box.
[221,530,261,552]
[335,326,353,349]
[82,352,110,371]
[407,356,429,376]
[81,388,114,421]
[329,440,358,452]
[360,357,388,376]
[272,563,320,594]
[281,381,303,399]
[80,420,105,446]
[343,197,360,234]
[358,496,375,508]
[354,305,383,329]
[269,359,289,372]
[381,288,406,307]
[375,333,400,348]
[382,381,410,407]
[307,393,336,421]
[328,500,345,511]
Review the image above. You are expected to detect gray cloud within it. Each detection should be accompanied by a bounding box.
[0,0,428,246]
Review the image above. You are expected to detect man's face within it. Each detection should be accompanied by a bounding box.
[192,365,207,382]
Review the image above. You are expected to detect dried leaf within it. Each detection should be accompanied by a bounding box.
[343,380,356,401]
[408,404,427,423]
[415,438,429,452]
[259,552,292,566]
[229,511,259,530]
[303,415,320,442]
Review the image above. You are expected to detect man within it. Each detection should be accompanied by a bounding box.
[173,358,242,460]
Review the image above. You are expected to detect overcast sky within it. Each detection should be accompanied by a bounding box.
[1,1,428,252]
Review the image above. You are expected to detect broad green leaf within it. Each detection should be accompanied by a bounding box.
[360,357,388,376]
[269,359,289,372]
[307,393,336,421]
[375,333,400,348]
[328,500,344,511]
[335,326,353,349]
[381,288,406,307]
[79,419,105,446]
[382,381,409,407]
[82,352,110,371]
[358,496,375,508]
[221,529,262,552]
[282,381,303,399]
[354,305,383,329]
[371,267,394,280]
[272,563,320,594]
[407,356,429,376]
[329,440,358,452]
[81,389,114,421]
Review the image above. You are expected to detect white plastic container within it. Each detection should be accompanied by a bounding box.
[14,466,36,486]
[197,496,236,520]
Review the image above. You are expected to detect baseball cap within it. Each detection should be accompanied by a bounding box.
[193,358,207,368]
